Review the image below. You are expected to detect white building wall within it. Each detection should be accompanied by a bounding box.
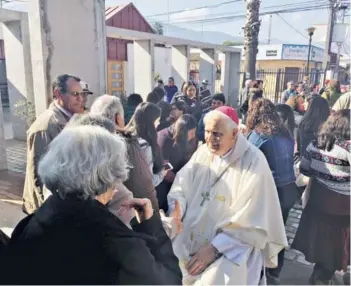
[154,46,172,83]
[127,44,172,96]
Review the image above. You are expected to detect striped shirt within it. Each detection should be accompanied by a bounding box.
[300,140,350,195]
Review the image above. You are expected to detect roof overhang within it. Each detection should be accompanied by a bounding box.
[106,26,241,53]
[0,8,22,22]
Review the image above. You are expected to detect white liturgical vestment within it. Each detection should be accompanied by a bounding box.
[167,134,288,285]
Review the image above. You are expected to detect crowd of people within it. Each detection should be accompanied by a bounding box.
[0,73,349,285]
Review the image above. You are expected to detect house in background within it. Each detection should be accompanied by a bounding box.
[0,2,156,103]
[105,3,155,96]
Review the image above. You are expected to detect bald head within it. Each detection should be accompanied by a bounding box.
[203,110,238,156]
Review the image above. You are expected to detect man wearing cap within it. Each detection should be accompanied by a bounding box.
[164,77,178,103]
[22,74,85,214]
[167,106,287,285]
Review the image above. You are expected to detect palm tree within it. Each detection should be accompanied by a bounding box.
[153,22,164,35]
[243,0,261,80]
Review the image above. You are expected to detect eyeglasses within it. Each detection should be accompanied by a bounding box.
[69,91,88,97]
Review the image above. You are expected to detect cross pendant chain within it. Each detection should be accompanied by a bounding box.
[200,191,211,207]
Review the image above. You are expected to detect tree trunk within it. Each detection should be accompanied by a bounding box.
[243,0,261,80]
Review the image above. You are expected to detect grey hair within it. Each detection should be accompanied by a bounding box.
[68,114,116,133]
[203,110,238,131]
[245,79,252,87]
[90,94,124,121]
[38,125,129,200]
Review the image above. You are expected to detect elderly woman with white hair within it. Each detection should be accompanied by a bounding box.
[0,126,182,285]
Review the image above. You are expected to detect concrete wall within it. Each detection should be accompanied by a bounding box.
[28,0,107,115]
[154,46,172,83]
[2,13,34,140]
[127,44,172,96]
[0,101,6,171]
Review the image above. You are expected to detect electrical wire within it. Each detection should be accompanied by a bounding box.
[275,13,309,39]
[148,1,331,25]
[145,0,241,18]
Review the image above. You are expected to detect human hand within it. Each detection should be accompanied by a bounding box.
[169,200,183,234]
[185,244,217,276]
[162,168,169,177]
[121,198,153,222]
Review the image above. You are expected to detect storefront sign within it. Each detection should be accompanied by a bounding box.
[282,44,323,62]
[266,50,277,56]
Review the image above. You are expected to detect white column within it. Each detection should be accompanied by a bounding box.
[28,0,107,115]
[199,49,217,94]
[172,45,190,87]
[134,40,154,99]
[0,102,7,171]
[2,13,34,140]
[220,51,241,107]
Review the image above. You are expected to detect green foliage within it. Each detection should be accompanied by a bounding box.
[153,22,164,35]
[13,99,36,126]
[222,40,236,47]
[154,72,161,82]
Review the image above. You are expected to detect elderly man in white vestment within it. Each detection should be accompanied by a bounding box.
[167,106,288,285]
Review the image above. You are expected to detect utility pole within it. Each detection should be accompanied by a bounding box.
[335,4,347,79]
[321,0,336,85]
[243,0,261,80]
[267,15,272,44]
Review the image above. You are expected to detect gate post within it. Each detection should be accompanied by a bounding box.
[274,68,282,104]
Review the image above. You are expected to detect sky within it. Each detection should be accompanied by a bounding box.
[3,0,350,54]
[105,0,350,54]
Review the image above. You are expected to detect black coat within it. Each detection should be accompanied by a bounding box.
[0,195,182,285]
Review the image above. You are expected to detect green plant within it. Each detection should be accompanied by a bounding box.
[153,22,164,35]
[154,72,161,82]
[13,99,36,126]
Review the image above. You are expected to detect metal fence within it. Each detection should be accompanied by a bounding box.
[239,68,325,104]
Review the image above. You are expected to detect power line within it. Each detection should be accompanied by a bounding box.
[150,1,331,25]
[275,13,309,39]
[148,0,329,22]
[145,0,241,18]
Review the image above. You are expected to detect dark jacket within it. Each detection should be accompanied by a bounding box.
[197,113,206,142]
[171,95,202,122]
[247,131,296,187]
[296,124,317,159]
[0,195,182,285]
[164,85,178,103]
[120,133,160,212]
[124,105,137,125]
[23,103,71,214]
[156,128,197,211]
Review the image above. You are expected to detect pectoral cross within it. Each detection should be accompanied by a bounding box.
[200,191,210,207]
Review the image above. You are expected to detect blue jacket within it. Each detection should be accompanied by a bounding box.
[247,131,296,187]
[164,85,178,103]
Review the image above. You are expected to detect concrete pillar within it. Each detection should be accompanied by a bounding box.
[28,0,107,116]
[134,40,154,99]
[0,102,7,171]
[220,51,241,107]
[2,13,34,140]
[199,49,217,94]
[172,45,190,87]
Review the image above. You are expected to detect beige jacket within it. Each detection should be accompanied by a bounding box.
[22,103,71,214]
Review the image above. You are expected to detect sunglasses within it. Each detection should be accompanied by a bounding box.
[69,91,88,97]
